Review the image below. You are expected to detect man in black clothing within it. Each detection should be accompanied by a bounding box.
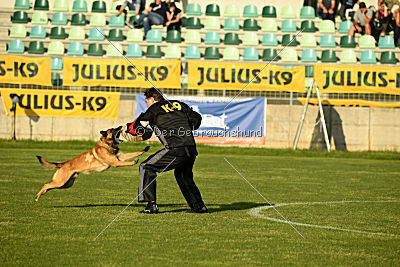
[123,88,208,214]
[134,0,170,35]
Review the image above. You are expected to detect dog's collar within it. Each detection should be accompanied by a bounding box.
[98,140,119,154]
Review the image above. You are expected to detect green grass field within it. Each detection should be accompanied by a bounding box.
[1,140,399,266]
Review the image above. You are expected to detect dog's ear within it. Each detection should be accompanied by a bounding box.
[100,130,108,137]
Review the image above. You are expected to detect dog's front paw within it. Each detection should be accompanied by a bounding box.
[133,158,140,165]
[143,146,150,152]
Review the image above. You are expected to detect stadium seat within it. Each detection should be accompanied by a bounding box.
[205,4,220,16]
[305,65,314,78]
[185,31,201,44]
[301,49,317,62]
[223,47,239,61]
[204,47,220,60]
[51,12,67,25]
[34,0,49,10]
[106,43,123,57]
[12,11,28,23]
[261,19,277,32]
[242,32,259,46]
[300,33,317,47]
[205,17,221,30]
[262,6,276,18]
[165,45,181,59]
[53,0,69,11]
[224,32,240,45]
[110,1,121,13]
[281,6,296,18]
[380,51,397,64]
[126,44,142,57]
[281,48,298,62]
[340,36,356,48]
[89,27,105,40]
[166,30,181,43]
[92,0,106,12]
[243,47,259,61]
[50,26,66,39]
[359,35,376,49]
[87,43,103,56]
[109,14,125,27]
[224,18,239,31]
[224,4,239,17]
[7,40,25,53]
[72,0,87,12]
[281,34,298,46]
[108,29,124,41]
[14,0,30,10]
[300,6,315,19]
[281,19,296,32]
[378,36,395,49]
[69,27,85,40]
[67,41,84,55]
[243,19,258,31]
[262,48,278,61]
[319,20,335,33]
[146,45,162,58]
[301,20,316,32]
[30,25,46,38]
[204,31,220,44]
[338,20,353,34]
[126,29,143,42]
[185,46,201,59]
[262,33,278,46]
[186,3,201,15]
[360,50,377,64]
[90,13,106,26]
[340,50,357,63]
[321,50,337,62]
[185,17,201,29]
[28,41,44,54]
[32,11,48,24]
[48,41,64,55]
[71,13,86,26]
[51,72,62,86]
[243,5,258,17]
[9,24,27,38]
[320,34,336,47]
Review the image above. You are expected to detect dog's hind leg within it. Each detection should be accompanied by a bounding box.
[35,169,77,201]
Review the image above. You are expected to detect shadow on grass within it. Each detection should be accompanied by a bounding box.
[53,203,185,208]
[167,202,266,213]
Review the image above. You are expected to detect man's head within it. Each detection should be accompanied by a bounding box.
[155,0,161,4]
[144,88,165,108]
[359,2,367,11]
[169,2,176,10]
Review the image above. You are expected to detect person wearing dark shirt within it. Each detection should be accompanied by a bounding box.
[318,0,337,22]
[166,2,182,31]
[134,0,170,35]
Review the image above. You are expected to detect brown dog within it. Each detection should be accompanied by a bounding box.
[35,126,149,201]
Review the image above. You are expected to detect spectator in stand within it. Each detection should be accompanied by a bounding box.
[166,2,182,32]
[114,0,146,21]
[337,0,360,20]
[379,0,400,46]
[318,0,337,22]
[133,0,171,35]
[375,1,394,37]
[348,2,374,36]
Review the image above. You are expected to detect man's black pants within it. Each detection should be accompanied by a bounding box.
[138,146,205,210]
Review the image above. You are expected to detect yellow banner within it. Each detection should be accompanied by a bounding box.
[298,98,400,108]
[63,58,181,88]
[0,88,120,119]
[188,61,305,92]
[0,55,51,86]
[314,64,400,95]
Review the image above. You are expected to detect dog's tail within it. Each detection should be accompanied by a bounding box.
[36,156,63,170]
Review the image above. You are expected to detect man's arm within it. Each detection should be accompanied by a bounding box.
[329,0,335,14]
[319,0,328,12]
[184,104,202,130]
[363,9,372,24]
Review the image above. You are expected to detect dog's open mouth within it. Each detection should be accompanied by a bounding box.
[113,128,123,144]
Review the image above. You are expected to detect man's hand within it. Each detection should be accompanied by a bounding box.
[328,8,334,14]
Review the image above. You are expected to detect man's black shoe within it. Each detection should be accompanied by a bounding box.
[186,205,208,213]
[140,202,159,214]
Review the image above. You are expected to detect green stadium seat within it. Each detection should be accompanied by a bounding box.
[69,26,85,40]
[339,21,353,34]
[106,43,123,57]
[28,41,44,54]
[108,28,124,41]
[9,24,27,38]
[30,25,46,38]
[300,33,317,47]
[300,6,315,19]
[281,6,296,19]
[204,47,220,60]
[205,17,221,30]
[262,48,278,61]
[70,13,86,25]
[92,0,106,13]
[205,4,220,16]
[305,65,314,78]
[89,27,105,40]
[281,34,298,46]
[321,50,337,62]
[300,20,316,32]
[126,44,142,57]
[34,0,49,10]
[186,3,201,15]
[301,49,317,62]
[146,29,162,42]
[281,47,298,62]
[360,50,377,64]
[261,18,277,32]
[243,5,258,17]
[224,32,240,45]
[51,72,62,86]
[243,19,258,31]
[185,46,201,59]
[224,18,239,31]
[185,17,201,29]
[53,0,69,11]
[262,6,276,18]
[281,19,296,32]
[165,45,181,59]
[320,34,336,47]
[87,43,103,56]
[224,4,239,17]
[109,14,125,27]
[12,11,28,23]
[166,30,182,43]
[243,47,259,61]
[223,47,239,61]
[340,50,357,64]
[262,33,278,46]
[50,26,66,39]
[378,36,395,49]
[185,31,201,44]
[32,11,48,24]
[8,40,25,53]
[72,0,87,12]
[90,13,106,26]
[67,41,84,55]
[340,35,356,48]
[14,0,30,10]
[319,20,335,33]
[204,31,220,44]
[359,35,376,49]
[52,12,67,25]
[126,29,143,42]
[48,41,64,55]
[146,45,162,58]
[380,51,397,64]
[242,32,259,46]
[110,1,122,13]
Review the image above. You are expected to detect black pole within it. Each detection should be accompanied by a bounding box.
[12,103,16,141]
